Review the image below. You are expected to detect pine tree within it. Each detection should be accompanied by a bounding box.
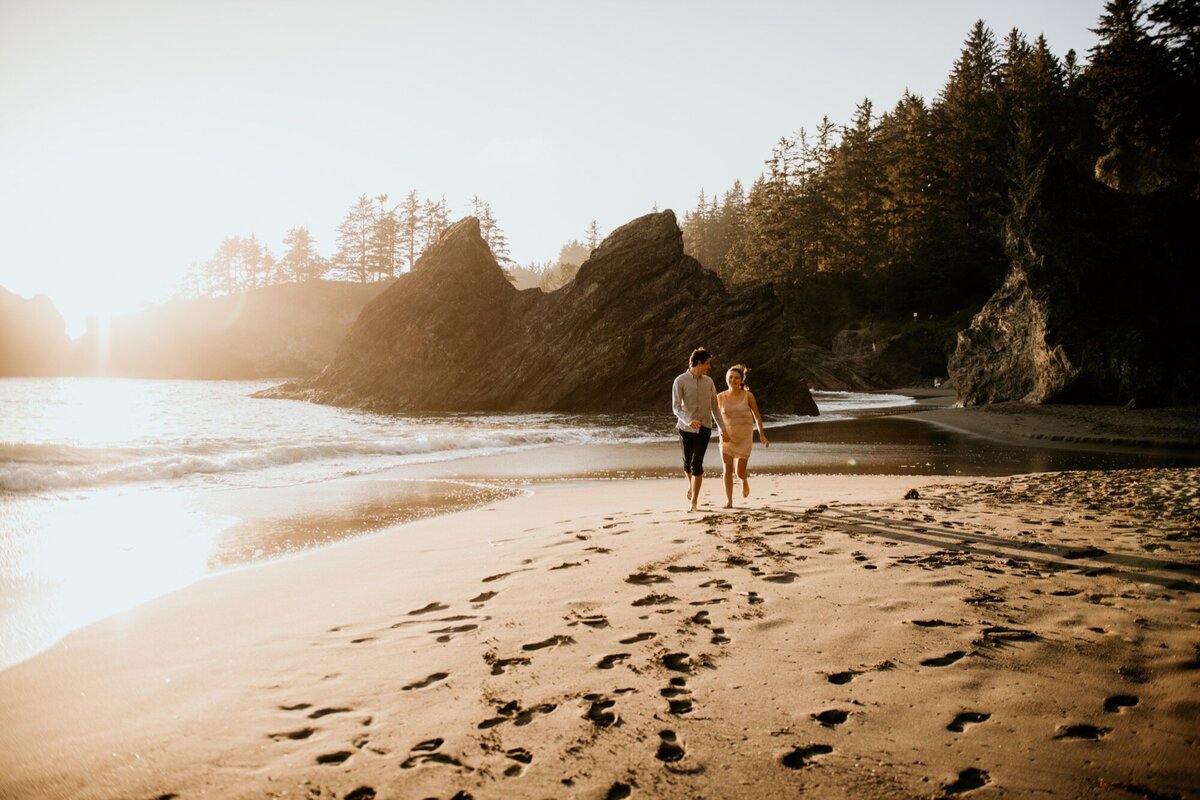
[282,226,323,282]
[1085,0,1175,191]
[584,220,603,251]
[334,194,374,282]
[367,194,399,280]
[419,196,451,255]
[397,190,423,272]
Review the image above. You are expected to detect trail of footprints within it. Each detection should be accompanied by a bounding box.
[258,501,1155,796]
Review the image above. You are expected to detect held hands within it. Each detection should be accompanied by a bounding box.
[689,420,702,431]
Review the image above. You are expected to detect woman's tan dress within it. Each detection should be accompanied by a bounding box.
[719,391,755,459]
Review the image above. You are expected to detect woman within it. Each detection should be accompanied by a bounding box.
[717,364,768,508]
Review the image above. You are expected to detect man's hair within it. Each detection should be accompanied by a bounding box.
[689,347,711,367]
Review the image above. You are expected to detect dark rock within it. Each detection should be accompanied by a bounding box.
[949,158,1199,407]
[268,212,880,413]
[0,286,70,376]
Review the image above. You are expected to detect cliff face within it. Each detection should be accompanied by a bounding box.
[0,287,70,376]
[72,280,390,379]
[949,160,1199,406]
[275,212,883,414]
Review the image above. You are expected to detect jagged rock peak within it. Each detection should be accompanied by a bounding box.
[414,216,502,277]
[592,210,681,259]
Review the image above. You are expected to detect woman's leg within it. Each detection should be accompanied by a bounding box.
[722,451,735,508]
[737,457,750,496]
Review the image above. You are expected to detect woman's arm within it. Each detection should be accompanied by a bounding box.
[748,392,769,447]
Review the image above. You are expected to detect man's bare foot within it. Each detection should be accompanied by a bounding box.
[687,488,692,500]
[723,502,733,509]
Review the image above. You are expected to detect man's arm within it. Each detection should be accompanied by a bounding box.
[671,376,693,429]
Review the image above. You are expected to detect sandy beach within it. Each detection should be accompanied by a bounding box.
[1,403,1198,800]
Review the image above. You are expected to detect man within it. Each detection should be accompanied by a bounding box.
[672,347,722,512]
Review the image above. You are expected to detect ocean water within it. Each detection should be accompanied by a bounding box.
[0,377,912,667]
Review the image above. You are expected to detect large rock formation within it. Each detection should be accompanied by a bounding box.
[0,287,71,376]
[72,280,389,379]
[949,159,1198,406]
[266,211,882,414]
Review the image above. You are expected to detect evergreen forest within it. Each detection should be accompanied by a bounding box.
[679,1,1197,344]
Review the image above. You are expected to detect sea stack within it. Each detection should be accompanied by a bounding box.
[268,210,880,413]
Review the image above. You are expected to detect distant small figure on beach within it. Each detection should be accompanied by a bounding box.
[717,364,768,508]
[672,347,723,512]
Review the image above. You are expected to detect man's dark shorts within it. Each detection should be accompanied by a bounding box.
[679,426,713,477]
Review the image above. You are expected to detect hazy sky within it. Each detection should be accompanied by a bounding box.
[1,0,1102,335]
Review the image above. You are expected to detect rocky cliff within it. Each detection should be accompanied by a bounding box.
[0,287,70,376]
[73,280,389,379]
[267,212,882,414]
[949,159,1198,406]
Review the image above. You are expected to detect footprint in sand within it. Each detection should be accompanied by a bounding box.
[550,561,584,570]
[632,593,679,607]
[315,750,352,765]
[781,744,832,769]
[626,572,672,585]
[910,619,962,628]
[826,670,861,685]
[522,635,575,651]
[661,677,694,715]
[656,730,686,762]
[278,702,312,712]
[1054,723,1110,740]
[689,610,711,626]
[470,591,498,604]
[479,700,558,729]
[763,572,798,584]
[402,672,449,691]
[942,767,990,794]
[1104,694,1139,713]
[666,564,706,573]
[663,652,693,673]
[813,710,850,727]
[946,712,991,732]
[269,727,315,741]
[711,627,731,645]
[920,651,967,667]
[484,654,531,675]
[596,653,631,670]
[503,747,533,777]
[400,738,464,769]
[430,624,478,643]
[568,614,610,629]
[408,602,450,615]
[344,788,376,800]
[308,707,352,719]
[619,632,656,645]
[605,783,633,800]
[584,696,619,728]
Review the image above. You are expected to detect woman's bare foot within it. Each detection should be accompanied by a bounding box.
[742,478,750,498]
[723,502,733,509]
[688,504,698,512]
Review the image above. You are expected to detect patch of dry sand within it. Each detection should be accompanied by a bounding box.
[1,469,1197,799]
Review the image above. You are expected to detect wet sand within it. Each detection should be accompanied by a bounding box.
[1,401,1198,799]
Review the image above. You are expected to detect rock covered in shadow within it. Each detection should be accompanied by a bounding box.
[263,211,880,413]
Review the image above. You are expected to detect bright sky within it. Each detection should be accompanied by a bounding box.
[1,0,1102,336]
